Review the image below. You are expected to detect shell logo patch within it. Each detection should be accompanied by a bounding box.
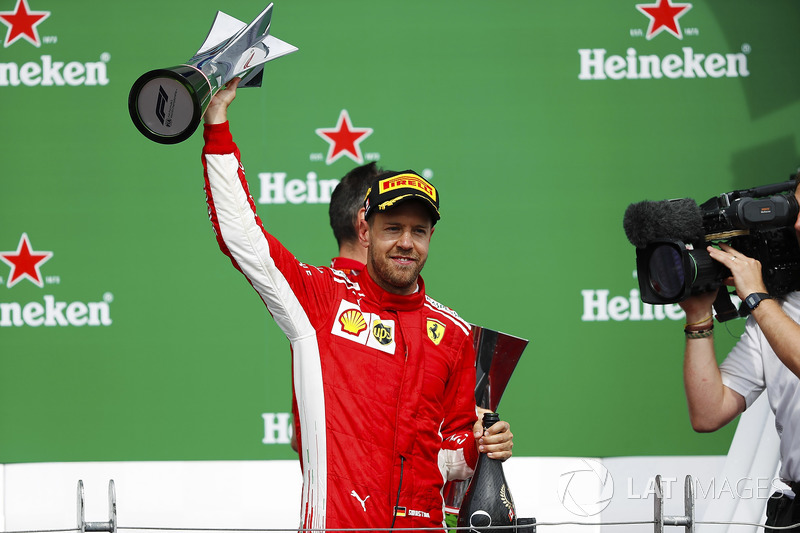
[339,309,367,336]
[427,319,445,345]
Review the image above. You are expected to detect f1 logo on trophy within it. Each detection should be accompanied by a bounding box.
[128,3,297,144]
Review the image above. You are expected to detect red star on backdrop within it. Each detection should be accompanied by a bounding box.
[0,0,50,48]
[0,233,53,288]
[636,0,692,40]
[315,110,374,165]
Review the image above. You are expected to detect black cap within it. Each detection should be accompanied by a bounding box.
[363,170,440,223]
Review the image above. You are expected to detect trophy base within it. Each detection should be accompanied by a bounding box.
[128,65,213,145]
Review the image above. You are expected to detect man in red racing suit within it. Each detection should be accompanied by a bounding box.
[201,79,487,532]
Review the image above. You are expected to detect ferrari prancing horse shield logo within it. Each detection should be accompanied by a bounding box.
[427,319,445,345]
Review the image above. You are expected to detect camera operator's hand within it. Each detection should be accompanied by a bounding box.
[705,242,800,380]
[678,289,717,324]
[707,243,768,302]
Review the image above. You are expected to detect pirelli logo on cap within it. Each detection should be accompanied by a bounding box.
[378,174,437,201]
[364,170,440,223]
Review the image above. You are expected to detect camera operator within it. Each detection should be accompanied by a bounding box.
[680,182,800,531]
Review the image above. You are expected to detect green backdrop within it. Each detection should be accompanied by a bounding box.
[3,0,800,462]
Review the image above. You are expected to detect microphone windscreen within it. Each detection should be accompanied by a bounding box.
[623,198,704,248]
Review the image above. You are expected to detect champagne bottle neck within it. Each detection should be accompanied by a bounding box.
[482,411,500,431]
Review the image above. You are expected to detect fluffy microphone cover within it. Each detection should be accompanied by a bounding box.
[623,198,705,249]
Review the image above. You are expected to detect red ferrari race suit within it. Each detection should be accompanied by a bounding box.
[201,122,479,532]
[290,256,366,459]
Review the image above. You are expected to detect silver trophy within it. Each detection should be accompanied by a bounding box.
[128,3,297,144]
[444,325,529,518]
[471,326,528,412]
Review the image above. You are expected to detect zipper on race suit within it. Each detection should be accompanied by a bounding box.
[390,454,405,531]
[390,311,408,531]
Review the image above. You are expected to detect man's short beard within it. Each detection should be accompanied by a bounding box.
[368,246,426,292]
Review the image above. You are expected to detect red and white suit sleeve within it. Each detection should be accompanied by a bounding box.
[439,331,479,481]
[201,121,330,530]
[200,121,329,334]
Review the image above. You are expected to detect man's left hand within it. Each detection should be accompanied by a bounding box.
[707,243,768,299]
[473,407,514,461]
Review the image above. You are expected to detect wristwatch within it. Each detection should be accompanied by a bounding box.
[744,292,772,311]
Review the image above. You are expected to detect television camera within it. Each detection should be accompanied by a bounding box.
[623,178,800,321]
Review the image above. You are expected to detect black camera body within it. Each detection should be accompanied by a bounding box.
[628,179,800,316]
